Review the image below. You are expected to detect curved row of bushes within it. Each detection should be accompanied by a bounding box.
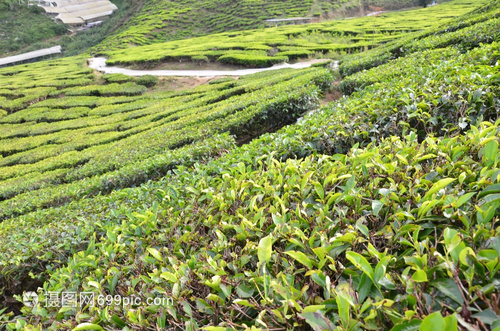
[102,0,482,68]
[339,1,500,77]
[1,16,500,330]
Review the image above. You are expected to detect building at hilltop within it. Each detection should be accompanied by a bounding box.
[35,0,117,27]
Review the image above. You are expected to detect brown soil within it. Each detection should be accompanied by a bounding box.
[151,76,239,92]
[321,80,343,105]
[1,276,43,315]
[321,90,342,105]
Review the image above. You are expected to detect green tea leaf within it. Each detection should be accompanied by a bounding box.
[110,316,126,328]
[478,193,500,207]
[258,235,273,264]
[346,251,374,281]
[424,178,456,200]
[236,283,254,298]
[147,248,163,262]
[233,299,255,308]
[412,270,428,282]
[285,251,314,269]
[160,272,178,283]
[420,312,444,331]
[478,184,500,198]
[483,140,498,166]
[431,279,463,305]
[73,323,104,331]
[314,182,325,200]
[390,319,421,331]
[454,192,476,208]
[372,200,383,217]
[299,311,335,331]
[443,314,457,331]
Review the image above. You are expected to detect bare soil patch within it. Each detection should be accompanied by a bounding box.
[151,76,238,92]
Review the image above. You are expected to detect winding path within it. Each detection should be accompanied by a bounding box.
[88,57,335,77]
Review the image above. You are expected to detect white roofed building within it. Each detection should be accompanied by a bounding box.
[38,0,118,26]
[0,46,62,68]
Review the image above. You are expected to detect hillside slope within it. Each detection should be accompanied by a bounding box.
[0,0,448,58]
[100,0,483,68]
[0,1,499,330]
[94,0,420,52]
[0,0,139,58]
[0,5,66,56]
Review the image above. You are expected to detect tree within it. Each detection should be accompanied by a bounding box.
[419,0,430,8]
[1,0,19,10]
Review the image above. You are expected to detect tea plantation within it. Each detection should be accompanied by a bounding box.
[93,0,420,52]
[0,59,333,221]
[101,0,485,67]
[0,0,499,330]
[0,0,418,57]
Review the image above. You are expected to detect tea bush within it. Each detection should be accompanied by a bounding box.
[339,1,500,76]
[102,73,134,84]
[218,54,289,67]
[136,75,159,88]
[0,63,332,220]
[0,1,499,330]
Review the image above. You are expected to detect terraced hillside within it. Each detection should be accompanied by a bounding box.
[0,60,332,223]
[0,0,479,59]
[0,0,499,330]
[94,0,420,51]
[101,0,485,67]
[0,0,418,57]
[338,0,500,77]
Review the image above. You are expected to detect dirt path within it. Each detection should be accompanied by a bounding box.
[88,57,336,77]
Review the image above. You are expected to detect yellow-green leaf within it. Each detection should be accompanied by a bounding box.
[258,235,272,264]
[424,178,456,201]
[285,251,314,269]
[73,323,103,331]
[147,248,163,262]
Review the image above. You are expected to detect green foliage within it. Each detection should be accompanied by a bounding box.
[218,53,288,67]
[64,82,147,96]
[339,0,500,76]
[96,0,431,54]
[101,73,133,83]
[0,1,499,330]
[0,61,332,220]
[340,47,461,95]
[103,0,485,67]
[208,77,236,85]
[135,75,159,87]
[0,5,66,54]
[2,120,498,329]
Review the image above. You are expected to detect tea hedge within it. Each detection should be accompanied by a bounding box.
[340,47,461,95]
[218,54,289,67]
[0,1,499,330]
[135,75,159,88]
[339,0,500,77]
[0,65,333,220]
[0,23,499,331]
[1,121,498,330]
